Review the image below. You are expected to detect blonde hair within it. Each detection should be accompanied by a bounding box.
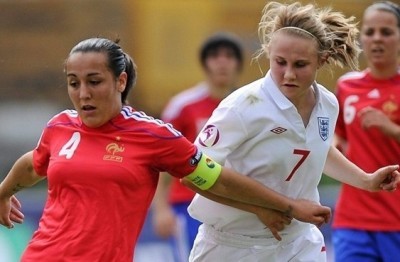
[255,1,361,71]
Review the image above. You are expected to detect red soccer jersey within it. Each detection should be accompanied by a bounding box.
[22,106,199,262]
[333,70,400,231]
[161,83,221,204]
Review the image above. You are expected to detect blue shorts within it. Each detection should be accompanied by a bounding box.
[333,229,400,262]
[170,202,201,262]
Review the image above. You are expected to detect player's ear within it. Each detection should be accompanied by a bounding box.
[117,72,127,93]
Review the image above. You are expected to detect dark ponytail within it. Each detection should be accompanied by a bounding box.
[121,52,136,105]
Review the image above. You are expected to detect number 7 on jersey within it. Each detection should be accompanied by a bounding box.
[285,149,310,181]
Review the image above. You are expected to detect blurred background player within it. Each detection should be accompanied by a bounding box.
[151,32,244,261]
[332,1,400,261]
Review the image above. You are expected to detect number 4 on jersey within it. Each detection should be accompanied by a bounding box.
[59,132,81,159]
[285,149,310,181]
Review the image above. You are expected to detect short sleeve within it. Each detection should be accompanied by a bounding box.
[194,105,247,164]
[154,132,199,179]
[33,127,51,176]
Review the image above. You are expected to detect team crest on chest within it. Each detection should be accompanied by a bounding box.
[103,142,125,162]
[317,117,329,141]
[382,96,398,120]
[198,124,220,147]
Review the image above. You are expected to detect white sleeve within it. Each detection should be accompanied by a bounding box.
[194,105,247,164]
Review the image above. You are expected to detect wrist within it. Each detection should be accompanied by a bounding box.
[360,172,373,191]
[247,204,262,215]
[283,199,296,218]
[0,184,11,199]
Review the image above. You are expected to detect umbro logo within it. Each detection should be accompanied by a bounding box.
[270,127,287,134]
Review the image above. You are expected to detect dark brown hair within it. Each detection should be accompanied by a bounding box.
[67,38,137,104]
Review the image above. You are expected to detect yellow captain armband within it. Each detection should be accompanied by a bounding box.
[185,153,222,190]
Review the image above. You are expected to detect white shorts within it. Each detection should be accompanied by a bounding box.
[189,224,326,262]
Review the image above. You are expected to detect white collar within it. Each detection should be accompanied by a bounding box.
[261,70,320,110]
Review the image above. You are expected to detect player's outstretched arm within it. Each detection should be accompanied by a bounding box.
[324,145,400,191]
[182,179,291,241]
[182,154,331,227]
[207,168,330,225]
[0,151,44,228]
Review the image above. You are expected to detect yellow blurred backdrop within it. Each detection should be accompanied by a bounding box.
[0,0,375,117]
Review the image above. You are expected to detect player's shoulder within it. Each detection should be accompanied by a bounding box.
[219,78,265,109]
[46,109,79,127]
[161,82,210,120]
[337,70,367,84]
[120,106,182,138]
[315,83,339,109]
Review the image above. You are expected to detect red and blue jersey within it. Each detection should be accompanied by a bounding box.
[23,106,198,262]
[161,82,221,204]
[333,69,400,231]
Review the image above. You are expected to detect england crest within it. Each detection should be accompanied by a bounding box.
[318,117,329,141]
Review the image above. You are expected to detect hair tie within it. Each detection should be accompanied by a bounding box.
[274,26,322,47]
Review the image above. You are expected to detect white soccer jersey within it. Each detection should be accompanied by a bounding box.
[189,71,339,237]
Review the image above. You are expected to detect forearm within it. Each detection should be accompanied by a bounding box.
[184,160,331,225]
[201,167,296,214]
[332,134,348,153]
[385,122,400,142]
[182,178,262,214]
[323,145,368,189]
[0,151,44,198]
[152,172,172,210]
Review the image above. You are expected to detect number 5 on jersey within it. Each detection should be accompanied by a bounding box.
[59,132,81,159]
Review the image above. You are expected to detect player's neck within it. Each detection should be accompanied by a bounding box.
[368,64,399,80]
[207,81,236,100]
[291,88,316,127]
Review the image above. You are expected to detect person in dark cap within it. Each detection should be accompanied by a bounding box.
[151,32,244,262]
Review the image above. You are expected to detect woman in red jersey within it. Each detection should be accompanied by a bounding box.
[333,1,400,261]
[0,37,339,262]
[151,32,244,262]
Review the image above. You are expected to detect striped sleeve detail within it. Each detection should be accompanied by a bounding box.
[46,109,78,127]
[121,106,182,137]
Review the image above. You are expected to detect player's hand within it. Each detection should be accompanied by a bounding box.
[359,107,400,138]
[291,199,331,227]
[10,195,24,224]
[255,207,292,241]
[152,205,177,239]
[367,165,400,192]
[0,195,24,229]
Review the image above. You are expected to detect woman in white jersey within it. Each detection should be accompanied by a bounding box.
[185,2,400,261]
